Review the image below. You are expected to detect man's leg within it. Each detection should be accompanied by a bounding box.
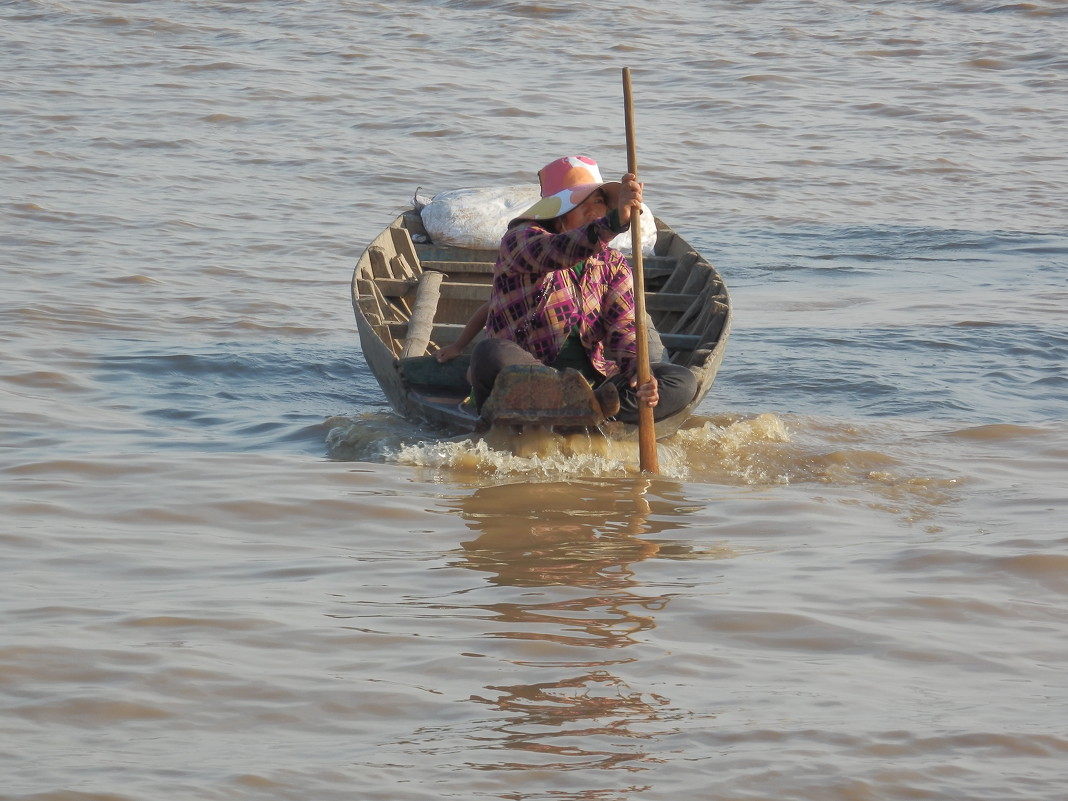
[603,364,698,424]
[468,338,541,410]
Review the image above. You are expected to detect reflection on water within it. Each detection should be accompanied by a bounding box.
[453,481,662,589]
[469,670,671,774]
[442,480,706,783]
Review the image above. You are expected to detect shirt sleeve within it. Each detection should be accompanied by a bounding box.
[600,251,639,378]
[499,216,622,276]
[606,208,630,234]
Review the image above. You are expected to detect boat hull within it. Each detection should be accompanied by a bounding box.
[351,210,731,440]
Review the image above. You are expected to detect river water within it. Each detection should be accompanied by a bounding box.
[2,1,1066,799]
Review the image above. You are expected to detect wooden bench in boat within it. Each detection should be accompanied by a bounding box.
[377,276,720,315]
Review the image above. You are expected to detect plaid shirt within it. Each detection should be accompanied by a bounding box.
[485,216,637,380]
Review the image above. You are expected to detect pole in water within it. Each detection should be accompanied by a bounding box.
[622,67,660,474]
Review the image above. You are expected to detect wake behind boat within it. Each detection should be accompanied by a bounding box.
[351,206,731,440]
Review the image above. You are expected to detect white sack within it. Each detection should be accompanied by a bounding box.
[419,186,539,249]
[608,207,657,256]
[419,185,657,255]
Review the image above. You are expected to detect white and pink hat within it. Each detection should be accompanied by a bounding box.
[514,155,621,222]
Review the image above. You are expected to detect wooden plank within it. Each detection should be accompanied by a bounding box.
[374,278,418,297]
[419,255,679,274]
[642,264,676,284]
[355,278,388,322]
[387,321,467,343]
[652,226,679,255]
[658,251,699,293]
[401,210,428,240]
[669,283,713,334]
[440,282,491,302]
[387,323,702,354]
[365,278,405,354]
[374,279,490,304]
[367,246,393,279]
[389,226,422,275]
[680,264,710,295]
[356,297,382,325]
[645,292,707,312]
[415,244,497,263]
[690,295,727,336]
[422,259,496,275]
[694,300,729,345]
[390,254,416,280]
[632,254,678,272]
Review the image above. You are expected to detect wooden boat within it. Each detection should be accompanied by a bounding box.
[350,208,731,440]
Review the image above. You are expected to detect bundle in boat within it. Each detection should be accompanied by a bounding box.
[480,364,607,428]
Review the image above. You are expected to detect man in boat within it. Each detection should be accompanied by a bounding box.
[463,155,697,423]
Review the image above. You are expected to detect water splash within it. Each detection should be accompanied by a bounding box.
[674,412,795,485]
[326,411,803,483]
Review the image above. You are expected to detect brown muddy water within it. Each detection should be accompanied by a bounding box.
[2,1,1066,799]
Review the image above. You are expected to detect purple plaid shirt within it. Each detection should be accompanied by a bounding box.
[484,216,637,380]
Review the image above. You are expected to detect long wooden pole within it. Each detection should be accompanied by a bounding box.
[622,67,659,473]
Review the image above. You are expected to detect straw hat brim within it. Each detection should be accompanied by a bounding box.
[513,181,621,223]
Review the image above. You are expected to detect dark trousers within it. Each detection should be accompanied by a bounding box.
[469,337,698,424]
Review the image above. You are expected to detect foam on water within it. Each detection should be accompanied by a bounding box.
[326,411,962,530]
[325,412,792,481]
